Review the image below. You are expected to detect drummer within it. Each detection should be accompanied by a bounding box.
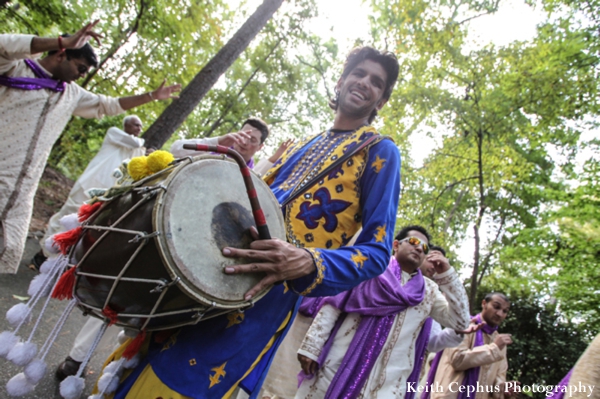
[102,46,401,399]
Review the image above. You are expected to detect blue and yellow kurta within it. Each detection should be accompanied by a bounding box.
[108,126,401,399]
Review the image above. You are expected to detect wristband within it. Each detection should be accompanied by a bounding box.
[58,36,65,52]
[148,91,154,101]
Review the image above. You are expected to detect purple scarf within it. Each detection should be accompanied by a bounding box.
[546,369,573,399]
[299,257,426,399]
[0,59,65,92]
[423,314,498,399]
[405,317,433,399]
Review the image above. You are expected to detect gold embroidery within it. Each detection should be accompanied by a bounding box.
[189,358,197,366]
[298,248,325,296]
[209,362,227,388]
[351,249,368,269]
[226,311,245,328]
[371,154,386,173]
[374,224,386,243]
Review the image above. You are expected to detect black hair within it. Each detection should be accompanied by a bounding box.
[429,245,446,257]
[329,46,399,123]
[242,117,269,144]
[395,225,431,243]
[48,34,98,68]
[484,292,510,305]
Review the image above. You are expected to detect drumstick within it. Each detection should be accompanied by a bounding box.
[182,143,271,240]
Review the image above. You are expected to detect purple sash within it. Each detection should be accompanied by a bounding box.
[546,369,573,399]
[0,59,65,92]
[405,317,433,399]
[299,256,426,399]
[423,314,498,399]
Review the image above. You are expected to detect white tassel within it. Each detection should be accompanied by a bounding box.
[24,358,47,384]
[28,273,52,297]
[44,237,60,256]
[59,375,85,399]
[59,213,80,231]
[123,353,140,369]
[6,303,31,328]
[7,341,37,366]
[97,372,120,393]
[103,360,123,376]
[6,373,35,396]
[0,331,19,358]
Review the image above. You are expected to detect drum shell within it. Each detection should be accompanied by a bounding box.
[72,156,285,331]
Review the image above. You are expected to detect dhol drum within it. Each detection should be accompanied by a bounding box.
[71,154,286,331]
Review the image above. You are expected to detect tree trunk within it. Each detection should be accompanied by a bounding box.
[142,0,285,149]
[469,128,486,312]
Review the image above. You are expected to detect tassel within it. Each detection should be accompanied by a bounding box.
[6,373,35,396]
[24,358,47,384]
[59,375,85,399]
[53,227,83,255]
[0,331,19,358]
[101,306,119,326]
[97,372,120,393]
[6,303,31,327]
[51,266,77,300]
[59,213,81,231]
[7,341,37,366]
[78,202,103,222]
[122,331,146,360]
[44,236,60,255]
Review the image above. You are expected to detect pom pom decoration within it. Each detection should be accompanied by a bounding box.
[127,156,150,181]
[97,372,120,394]
[7,341,37,366]
[24,358,47,384]
[51,266,77,300]
[59,375,86,399]
[146,150,174,173]
[53,227,83,255]
[123,353,140,369]
[6,303,31,327]
[44,236,60,255]
[78,202,103,223]
[6,373,35,396]
[59,213,80,231]
[28,273,52,297]
[103,360,124,376]
[88,395,104,399]
[122,330,146,360]
[0,331,19,358]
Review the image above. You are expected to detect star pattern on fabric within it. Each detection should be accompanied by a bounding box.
[283,281,289,294]
[226,311,245,328]
[209,362,227,388]
[371,155,386,173]
[351,249,368,269]
[161,334,178,352]
[374,224,387,243]
[296,187,352,232]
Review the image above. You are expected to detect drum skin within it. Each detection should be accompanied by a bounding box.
[72,155,286,331]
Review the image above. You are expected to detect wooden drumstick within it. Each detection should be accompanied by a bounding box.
[182,143,271,240]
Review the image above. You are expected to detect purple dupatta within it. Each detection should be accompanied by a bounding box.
[298,256,426,399]
[546,369,573,399]
[0,59,65,92]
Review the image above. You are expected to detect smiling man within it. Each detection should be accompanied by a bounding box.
[0,21,180,273]
[294,225,470,399]
[427,292,520,399]
[103,46,404,399]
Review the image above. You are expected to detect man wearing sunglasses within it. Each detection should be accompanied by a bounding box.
[295,225,470,398]
[0,20,181,274]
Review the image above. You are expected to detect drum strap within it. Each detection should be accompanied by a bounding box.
[280,134,390,208]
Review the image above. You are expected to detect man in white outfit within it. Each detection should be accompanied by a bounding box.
[0,20,180,273]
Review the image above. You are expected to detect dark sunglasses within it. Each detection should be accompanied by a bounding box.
[399,236,429,254]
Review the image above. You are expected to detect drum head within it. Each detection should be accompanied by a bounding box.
[154,156,286,308]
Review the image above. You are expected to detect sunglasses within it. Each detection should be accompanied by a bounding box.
[399,236,429,254]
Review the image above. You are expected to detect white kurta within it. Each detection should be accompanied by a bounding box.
[296,267,470,399]
[43,127,144,244]
[0,34,124,273]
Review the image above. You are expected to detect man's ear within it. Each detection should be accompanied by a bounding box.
[392,239,399,253]
[375,97,388,111]
[334,77,344,93]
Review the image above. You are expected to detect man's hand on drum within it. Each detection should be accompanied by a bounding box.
[217,130,253,148]
[222,228,316,301]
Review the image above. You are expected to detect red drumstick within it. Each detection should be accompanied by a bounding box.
[182,143,271,240]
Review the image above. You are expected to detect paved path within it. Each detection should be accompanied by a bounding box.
[0,235,119,399]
